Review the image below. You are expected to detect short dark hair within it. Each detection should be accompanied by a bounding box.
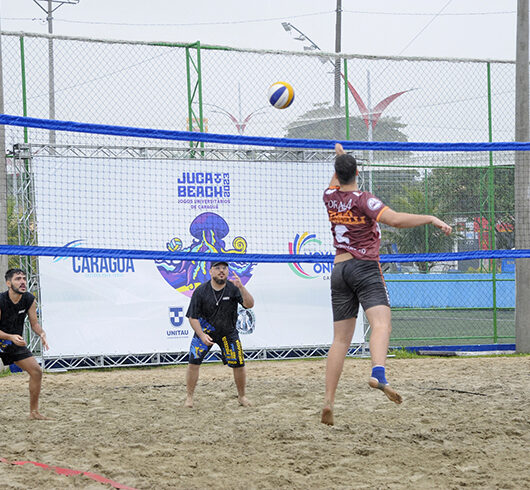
[5,268,26,281]
[334,153,357,185]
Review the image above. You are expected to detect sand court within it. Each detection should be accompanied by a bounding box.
[1,356,529,489]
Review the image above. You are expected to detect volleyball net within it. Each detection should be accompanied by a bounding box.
[1,114,528,366]
[0,32,528,366]
[3,114,528,262]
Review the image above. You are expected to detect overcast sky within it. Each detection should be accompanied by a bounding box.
[0,0,523,61]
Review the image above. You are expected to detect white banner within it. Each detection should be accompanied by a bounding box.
[35,156,364,357]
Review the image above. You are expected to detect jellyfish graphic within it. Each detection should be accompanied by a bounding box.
[156,212,255,297]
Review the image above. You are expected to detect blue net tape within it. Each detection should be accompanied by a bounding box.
[2,115,527,265]
[1,114,530,152]
[0,245,528,264]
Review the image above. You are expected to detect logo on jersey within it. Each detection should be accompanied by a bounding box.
[156,212,255,298]
[288,232,333,279]
[367,197,383,211]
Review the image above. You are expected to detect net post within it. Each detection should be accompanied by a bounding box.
[0,31,8,285]
[343,58,350,141]
[515,0,530,353]
[487,62,498,342]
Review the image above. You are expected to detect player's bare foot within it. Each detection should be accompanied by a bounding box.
[321,406,334,426]
[29,410,50,420]
[369,377,403,404]
[184,396,193,408]
[238,396,252,407]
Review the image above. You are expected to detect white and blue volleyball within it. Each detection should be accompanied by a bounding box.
[268,81,295,109]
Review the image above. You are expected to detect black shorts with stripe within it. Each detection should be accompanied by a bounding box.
[330,258,390,321]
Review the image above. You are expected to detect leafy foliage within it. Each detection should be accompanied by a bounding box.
[382,185,455,272]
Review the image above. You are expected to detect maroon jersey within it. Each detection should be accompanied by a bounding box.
[323,187,389,260]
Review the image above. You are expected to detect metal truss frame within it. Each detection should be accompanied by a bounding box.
[10,145,43,355]
[12,143,505,168]
[42,343,368,371]
[11,143,338,163]
[10,142,367,371]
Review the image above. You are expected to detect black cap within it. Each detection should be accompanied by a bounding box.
[211,261,229,268]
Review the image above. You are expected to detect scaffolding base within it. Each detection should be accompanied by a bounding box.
[42,344,368,371]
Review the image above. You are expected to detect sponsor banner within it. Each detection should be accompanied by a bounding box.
[40,257,364,356]
[35,157,364,357]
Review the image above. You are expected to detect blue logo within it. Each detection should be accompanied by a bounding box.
[167,307,189,338]
[53,240,135,276]
[177,172,230,199]
[72,257,135,274]
[169,307,184,327]
[156,212,255,298]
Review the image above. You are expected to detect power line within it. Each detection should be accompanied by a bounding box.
[2,7,516,31]
[343,9,515,16]
[397,0,454,56]
[2,10,335,27]
[3,8,516,28]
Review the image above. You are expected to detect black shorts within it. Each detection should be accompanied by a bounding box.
[0,344,33,366]
[189,329,245,368]
[331,258,390,322]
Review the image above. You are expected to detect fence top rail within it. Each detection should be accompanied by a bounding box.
[0,30,518,65]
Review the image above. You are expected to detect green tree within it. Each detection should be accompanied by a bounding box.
[369,168,422,208]
[382,186,454,272]
[429,166,514,250]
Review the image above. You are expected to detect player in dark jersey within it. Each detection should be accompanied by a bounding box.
[321,144,452,426]
[184,260,255,408]
[0,268,50,420]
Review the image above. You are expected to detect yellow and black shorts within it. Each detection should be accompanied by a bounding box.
[189,329,245,368]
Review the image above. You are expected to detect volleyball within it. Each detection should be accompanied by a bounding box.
[268,81,295,109]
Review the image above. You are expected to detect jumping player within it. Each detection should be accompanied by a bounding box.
[321,144,452,425]
[184,261,254,408]
[0,269,49,420]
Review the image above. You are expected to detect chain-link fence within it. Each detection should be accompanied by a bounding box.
[0,32,517,145]
[1,32,523,348]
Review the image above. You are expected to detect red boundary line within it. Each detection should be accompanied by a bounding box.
[0,457,138,489]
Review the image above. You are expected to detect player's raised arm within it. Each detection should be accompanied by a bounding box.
[232,277,254,308]
[378,208,452,235]
[328,143,346,188]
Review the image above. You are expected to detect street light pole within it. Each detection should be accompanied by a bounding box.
[202,102,268,135]
[333,0,342,139]
[31,0,80,146]
[366,70,374,193]
[0,9,8,282]
[334,0,342,110]
[515,0,530,353]
[47,0,56,145]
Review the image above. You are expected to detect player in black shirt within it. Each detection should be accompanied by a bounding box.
[0,269,49,419]
[185,261,254,408]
